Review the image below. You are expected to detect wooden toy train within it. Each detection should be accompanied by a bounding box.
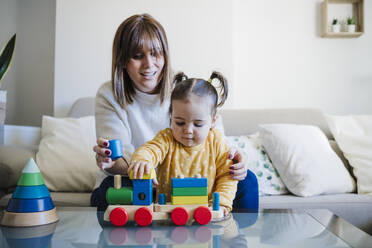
[104,168,223,226]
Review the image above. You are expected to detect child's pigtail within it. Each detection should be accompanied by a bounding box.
[173,72,188,85]
[209,71,228,107]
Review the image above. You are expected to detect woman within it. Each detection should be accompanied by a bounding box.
[92,13,252,211]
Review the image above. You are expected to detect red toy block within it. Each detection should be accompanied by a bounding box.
[134,207,153,226]
[193,206,212,225]
[109,207,128,226]
[171,207,189,226]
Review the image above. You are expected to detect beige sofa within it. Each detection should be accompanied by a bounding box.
[1,97,371,235]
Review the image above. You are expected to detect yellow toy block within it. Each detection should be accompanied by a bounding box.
[171,195,208,205]
[129,167,156,180]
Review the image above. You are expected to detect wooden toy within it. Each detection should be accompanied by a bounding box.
[109,139,123,160]
[0,158,59,227]
[104,170,224,227]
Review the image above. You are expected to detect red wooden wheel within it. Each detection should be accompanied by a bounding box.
[134,207,153,226]
[109,207,128,226]
[194,206,212,225]
[171,207,189,226]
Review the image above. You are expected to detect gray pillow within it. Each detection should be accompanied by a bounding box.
[0,146,36,189]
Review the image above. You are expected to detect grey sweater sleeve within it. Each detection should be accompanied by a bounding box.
[95,82,134,163]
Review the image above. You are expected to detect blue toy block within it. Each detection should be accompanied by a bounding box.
[133,179,152,205]
[109,139,123,160]
[12,185,50,199]
[6,197,55,213]
[171,177,207,188]
[213,192,220,210]
[158,193,165,205]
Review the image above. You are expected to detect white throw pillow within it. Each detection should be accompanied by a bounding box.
[36,116,98,192]
[259,124,356,197]
[326,115,372,195]
[226,134,288,196]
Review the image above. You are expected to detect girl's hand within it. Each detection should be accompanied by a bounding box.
[128,161,158,185]
[93,138,113,170]
[228,147,248,181]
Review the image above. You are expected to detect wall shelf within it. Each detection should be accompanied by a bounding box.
[322,0,364,38]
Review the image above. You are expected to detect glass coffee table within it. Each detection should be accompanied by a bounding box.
[1,207,371,247]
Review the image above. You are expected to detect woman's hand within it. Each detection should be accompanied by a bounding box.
[228,147,248,181]
[220,206,229,217]
[93,138,114,170]
[128,161,158,185]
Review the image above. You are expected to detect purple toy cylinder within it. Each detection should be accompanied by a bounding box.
[109,139,123,160]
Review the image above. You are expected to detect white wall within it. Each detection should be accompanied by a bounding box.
[234,0,372,114]
[0,0,55,126]
[0,0,18,124]
[4,0,372,126]
[54,0,234,117]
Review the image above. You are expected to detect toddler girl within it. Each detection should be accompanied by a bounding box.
[129,71,237,216]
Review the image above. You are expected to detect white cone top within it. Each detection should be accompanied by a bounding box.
[22,158,40,173]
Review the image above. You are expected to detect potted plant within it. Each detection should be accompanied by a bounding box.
[331,18,340,33]
[0,34,16,125]
[346,16,356,33]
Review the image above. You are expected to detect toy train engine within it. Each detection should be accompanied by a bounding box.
[104,169,223,227]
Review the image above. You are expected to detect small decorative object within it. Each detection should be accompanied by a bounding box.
[0,34,16,125]
[0,158,59,227]
[331,19,340,33]
[346,16,356,33]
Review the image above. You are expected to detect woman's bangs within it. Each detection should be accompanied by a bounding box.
[130,28,163,57]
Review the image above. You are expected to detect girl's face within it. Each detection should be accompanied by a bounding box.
[171,94,216,147]
[126,44,164,94]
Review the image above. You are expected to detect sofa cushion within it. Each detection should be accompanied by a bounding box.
[259,124,356,197]
[36,116,98,192]
[226,134,288,196]
[326,115,372,195]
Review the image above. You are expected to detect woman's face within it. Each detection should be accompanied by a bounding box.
[126,44,165,94]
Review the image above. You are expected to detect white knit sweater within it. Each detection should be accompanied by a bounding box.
[94,82,170,186]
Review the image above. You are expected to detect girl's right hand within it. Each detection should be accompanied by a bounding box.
[128,161,159,185]
[93,138,113,170]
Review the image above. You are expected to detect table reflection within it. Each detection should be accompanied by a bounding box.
[0,221,57,248]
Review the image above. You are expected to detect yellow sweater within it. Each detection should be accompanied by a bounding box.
[131,128,237,211]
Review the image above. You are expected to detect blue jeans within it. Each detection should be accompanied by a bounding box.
[233,169,259,211]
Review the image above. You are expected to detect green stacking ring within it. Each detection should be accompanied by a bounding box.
[17,173,45,186]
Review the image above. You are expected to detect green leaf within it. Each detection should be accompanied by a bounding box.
[0,34,16,88]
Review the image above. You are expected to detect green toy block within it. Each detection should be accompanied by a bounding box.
[17,173,45,186]
[172,187,208,196]
[106,187,133,205]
